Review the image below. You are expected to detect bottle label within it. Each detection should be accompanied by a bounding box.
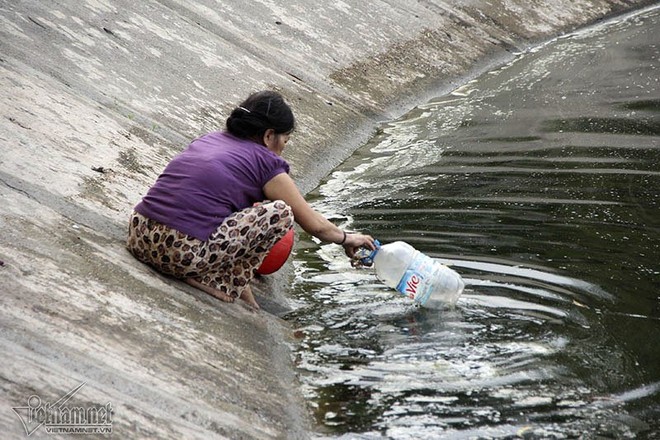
[395,252,434,305]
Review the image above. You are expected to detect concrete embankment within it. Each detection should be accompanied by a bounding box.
[0,1,653,438]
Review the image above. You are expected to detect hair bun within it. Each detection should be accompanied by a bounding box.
[225,91,295,140]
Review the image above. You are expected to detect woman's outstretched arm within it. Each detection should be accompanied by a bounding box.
[263,173,375,257]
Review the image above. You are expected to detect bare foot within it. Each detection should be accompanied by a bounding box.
[185,278,235,303]
[240,285,260,310]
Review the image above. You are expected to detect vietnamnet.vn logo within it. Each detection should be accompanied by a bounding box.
[12,382,113,436]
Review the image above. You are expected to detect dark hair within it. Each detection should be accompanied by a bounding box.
[226,90,295,140]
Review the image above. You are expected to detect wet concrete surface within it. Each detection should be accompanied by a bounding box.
[0,0,654,438]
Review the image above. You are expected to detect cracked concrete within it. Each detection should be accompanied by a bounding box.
[0,0,654,438]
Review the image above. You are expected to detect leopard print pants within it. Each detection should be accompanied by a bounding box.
[126,201,293,298]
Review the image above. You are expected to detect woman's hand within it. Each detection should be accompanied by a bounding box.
[341,232,376,258]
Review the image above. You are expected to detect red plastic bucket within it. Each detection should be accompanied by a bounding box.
[257,228,294,275]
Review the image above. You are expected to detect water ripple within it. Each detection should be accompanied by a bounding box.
[292,7,660,437]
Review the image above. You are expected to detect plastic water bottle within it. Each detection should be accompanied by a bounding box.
[356,240,464,308]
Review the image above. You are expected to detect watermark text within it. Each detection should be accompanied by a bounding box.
[12,382,113,436]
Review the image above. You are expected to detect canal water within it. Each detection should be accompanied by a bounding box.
[287,6,659,439]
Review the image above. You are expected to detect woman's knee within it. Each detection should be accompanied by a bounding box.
[267,200,293,229]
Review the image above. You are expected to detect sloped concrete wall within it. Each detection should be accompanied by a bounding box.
[0,0,653,438]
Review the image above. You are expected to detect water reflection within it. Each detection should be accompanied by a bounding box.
[289,6,660,438]
[543,116,660,136]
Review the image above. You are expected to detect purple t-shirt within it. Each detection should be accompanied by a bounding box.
[135,131,289,241]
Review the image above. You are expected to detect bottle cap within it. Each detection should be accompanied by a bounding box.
[354,239,380,267]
